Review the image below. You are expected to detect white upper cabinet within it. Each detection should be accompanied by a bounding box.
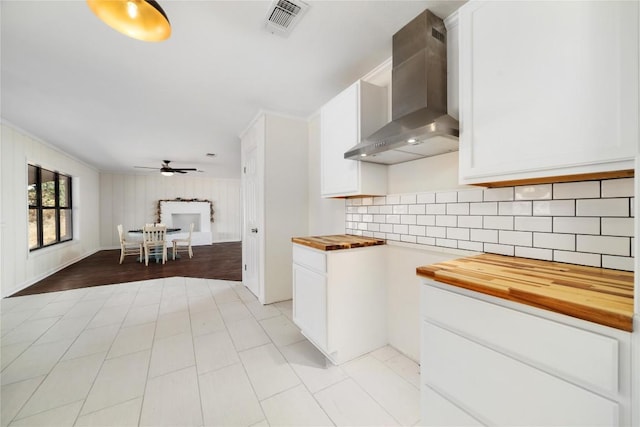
[321,80,388,197]
[458,0,639,185]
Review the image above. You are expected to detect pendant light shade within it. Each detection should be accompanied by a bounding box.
[87,0,171,42]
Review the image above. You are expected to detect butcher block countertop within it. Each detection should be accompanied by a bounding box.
[417,254,634,332]
[292,235,385,251]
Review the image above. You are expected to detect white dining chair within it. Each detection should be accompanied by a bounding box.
[172,223,194,260]
[142,224,167,266]
[117,224,142,264]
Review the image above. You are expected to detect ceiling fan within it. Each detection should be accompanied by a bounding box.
[134,160,203,176]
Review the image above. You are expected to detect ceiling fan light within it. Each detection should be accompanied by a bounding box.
[86,0,171,42]
[161,170,174,177]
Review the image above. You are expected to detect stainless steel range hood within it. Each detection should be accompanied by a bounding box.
[344,9,459,165]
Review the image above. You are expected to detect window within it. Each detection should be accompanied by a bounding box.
[28,164,73,250]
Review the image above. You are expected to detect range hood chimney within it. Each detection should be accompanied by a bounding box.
[344,9,459,165]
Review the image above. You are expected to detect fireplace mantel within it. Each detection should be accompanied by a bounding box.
[159,201,212,246]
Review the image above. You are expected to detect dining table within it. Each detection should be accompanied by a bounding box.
[128,227,182,262]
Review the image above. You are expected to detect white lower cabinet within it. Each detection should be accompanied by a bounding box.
[420,282,632,426]
[292,243,387,364]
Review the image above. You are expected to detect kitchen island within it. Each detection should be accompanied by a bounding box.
[292,234,387,364]
[417,254,635,426]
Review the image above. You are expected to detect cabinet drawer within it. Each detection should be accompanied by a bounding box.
[422,321,619,426]
[421,386,483,427]
[421,285,619,395]
[293,244,327,273]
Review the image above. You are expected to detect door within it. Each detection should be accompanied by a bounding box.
[241,124,260,299]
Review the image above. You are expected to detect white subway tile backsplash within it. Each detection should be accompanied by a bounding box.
[386,195,401,205]
[426,204,446,215]
[417,193,436,204]
[386,215,400,224]
[401,235,417,243]
[436,215,457,227]
[346,177,633,271]
[498,201,532,216]
[484,187,514,202]
[553,217,600,235]
[447,203,470,215]
[409,225,426,236]
[601,178,634,197]
[401,215,417,225]
[458,216,483,229]
[515,184,552,200]
[436,191,457,204]
[417,215,435,226]
[483,216,514,230]
[417,236,436,246]
[484,243,515,256]
[553,181,600,199]
[602,255,634,271]
[601,218,634,237]
[470,229,498,243]
[514,217,552,232]
[380,224,393,233]
[393,205,408,214]
[458,189,484,203]
[554,251,601,267]
[400,194,417,204]
[373,196,386,205]
[499,230,533,247]
[379,205,393,214]
[576,198,629,217]
[533,233,575,251]
[426,227,446,238]
[458,240,483,252]
[577,235,630,256]
[515,246,553,261]
[447,228,470,241]
[373,214,386,223]
[408,204,426,215]
[393,224,409,235]
[469,202,498,216]
[436,238,458,249]
[533,200,575,216]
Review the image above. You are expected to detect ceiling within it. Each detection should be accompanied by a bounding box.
[1,0,464,179]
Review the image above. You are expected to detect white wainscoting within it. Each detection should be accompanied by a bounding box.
[99,173,241,248]
[0,123,102,298]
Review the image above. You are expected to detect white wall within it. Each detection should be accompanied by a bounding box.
[0,122,101,297]
[307,114,345,235]
[383,152,463,360]
[99,173,241,247]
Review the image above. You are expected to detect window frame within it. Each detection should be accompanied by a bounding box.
[28,164,73,251]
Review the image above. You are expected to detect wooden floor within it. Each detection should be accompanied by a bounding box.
[11,242,242,297]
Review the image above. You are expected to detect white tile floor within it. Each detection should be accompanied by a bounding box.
[1,277,421,426]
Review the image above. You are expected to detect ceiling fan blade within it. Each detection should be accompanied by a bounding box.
[134,166,161,170]
[172,168,198,172]
[174,170,188,174]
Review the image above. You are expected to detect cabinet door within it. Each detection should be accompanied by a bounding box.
[292,264,328,350]
[422,321,619,426]
[459,0,638,184]
[321,82,361,197]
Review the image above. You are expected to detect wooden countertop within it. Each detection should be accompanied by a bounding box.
[292,235,385,251]
[417,254,634,332]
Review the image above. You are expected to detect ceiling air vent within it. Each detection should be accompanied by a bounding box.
[265,0,309,37]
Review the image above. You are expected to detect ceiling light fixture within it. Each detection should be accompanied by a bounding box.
[161,170,174,177]
[86,0,171,42]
